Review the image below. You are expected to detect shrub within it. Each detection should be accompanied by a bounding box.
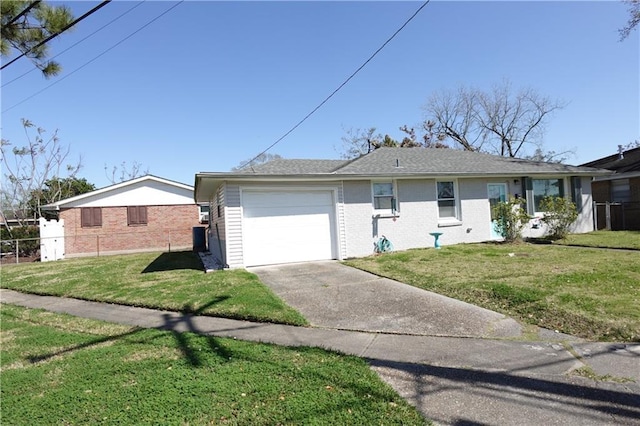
[540,196,578,240]
[492,198,531,243]
[1,225,40,256]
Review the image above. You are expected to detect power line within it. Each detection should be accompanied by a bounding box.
[245,1,431,167]
[1,0,112,71]
[2,1,145,88]
[5,1,42,26]
[2,1,184,113]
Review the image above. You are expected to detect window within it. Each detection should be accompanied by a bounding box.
[570,176,583,211]
[532,178,564,212]
[611,179,631,203]
[372,182,396,213]
[81,207,102,228]
[127,206,148,226]
[199,205,210,224]
[437,181,458,220]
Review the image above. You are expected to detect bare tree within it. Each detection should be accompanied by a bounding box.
[424,86,483,151]
[104,161,149,184]
[339,127,382,159]
[475,81,566,157]
[424,80,566,159]
[232,153,283,171]
[1,118,82,225]
[620,0,640,40]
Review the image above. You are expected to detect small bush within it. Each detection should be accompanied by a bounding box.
[1,225,39,256]
[492,198,531,242]
[540,196,578,240]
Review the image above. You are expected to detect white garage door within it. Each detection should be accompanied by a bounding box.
[242,190,337,267]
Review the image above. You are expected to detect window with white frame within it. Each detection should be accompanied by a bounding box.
[532,178,564,212]
[437,181,458,220]
[372,182,396,213]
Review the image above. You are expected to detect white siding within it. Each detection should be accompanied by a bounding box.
[337,182,347,260]
[225,184,244,269]
[208,184,226,265]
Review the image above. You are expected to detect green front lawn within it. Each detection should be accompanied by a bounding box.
[558,230,640,250]
[345,243,640,342]
[0,251,307,326]
[1,304,426,425]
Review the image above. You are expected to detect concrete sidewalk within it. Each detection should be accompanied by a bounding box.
[1,289,639,425]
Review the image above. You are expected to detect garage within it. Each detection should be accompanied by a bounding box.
[242,190,337,266]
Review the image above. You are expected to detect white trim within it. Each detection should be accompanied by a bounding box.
[371,180,399,216]
[42,175,193,210]
[436,179,460,223]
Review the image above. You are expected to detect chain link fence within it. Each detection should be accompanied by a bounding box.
[1,228,204,265]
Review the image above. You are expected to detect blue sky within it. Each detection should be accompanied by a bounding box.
[1,1,638,189]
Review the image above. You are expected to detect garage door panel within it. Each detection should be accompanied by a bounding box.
[242,190,337,266]
[243,205,333,219]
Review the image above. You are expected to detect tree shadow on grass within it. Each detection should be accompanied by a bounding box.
[159,297,234,366]
[141,251,204,273]
[26,297,233,367]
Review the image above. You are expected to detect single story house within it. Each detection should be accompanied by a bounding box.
[41,175,207,259]
[194,147,610,269]
[580,145,640,230]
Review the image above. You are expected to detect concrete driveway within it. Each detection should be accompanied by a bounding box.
[250,261,523,339]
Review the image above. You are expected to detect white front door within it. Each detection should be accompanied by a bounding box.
[488,183,507,239]
[241,190,337,267]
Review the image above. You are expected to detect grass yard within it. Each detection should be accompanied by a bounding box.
[558,230,640,250]
[344,242,640,342]
[0,251,307,326]
[1,304,426,425]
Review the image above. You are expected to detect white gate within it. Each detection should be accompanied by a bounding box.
[39,217,65,262]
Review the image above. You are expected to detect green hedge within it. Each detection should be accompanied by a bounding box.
[1,225,39,256]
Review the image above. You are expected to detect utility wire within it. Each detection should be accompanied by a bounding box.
[3,1,184,113]
[245,1,430,167]
[5,0,42,26]
[2,1,145,87]
[1,0,112,71]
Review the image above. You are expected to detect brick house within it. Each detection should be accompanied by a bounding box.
[581,146,640,230]
[41,175,207,258]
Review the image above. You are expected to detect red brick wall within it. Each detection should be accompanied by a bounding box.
[60,204,204,256]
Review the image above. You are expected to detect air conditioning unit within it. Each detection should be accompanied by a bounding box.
[199,212,209,224]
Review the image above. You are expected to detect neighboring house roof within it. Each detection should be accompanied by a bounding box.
[580,146,640,174]
[195,148,610,202]
[43,175,194,210]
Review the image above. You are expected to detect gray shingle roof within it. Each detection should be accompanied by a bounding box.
[240,159,350,174]
[580,146,640,173]
[232,148,608,176]
[333,148,606,176]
